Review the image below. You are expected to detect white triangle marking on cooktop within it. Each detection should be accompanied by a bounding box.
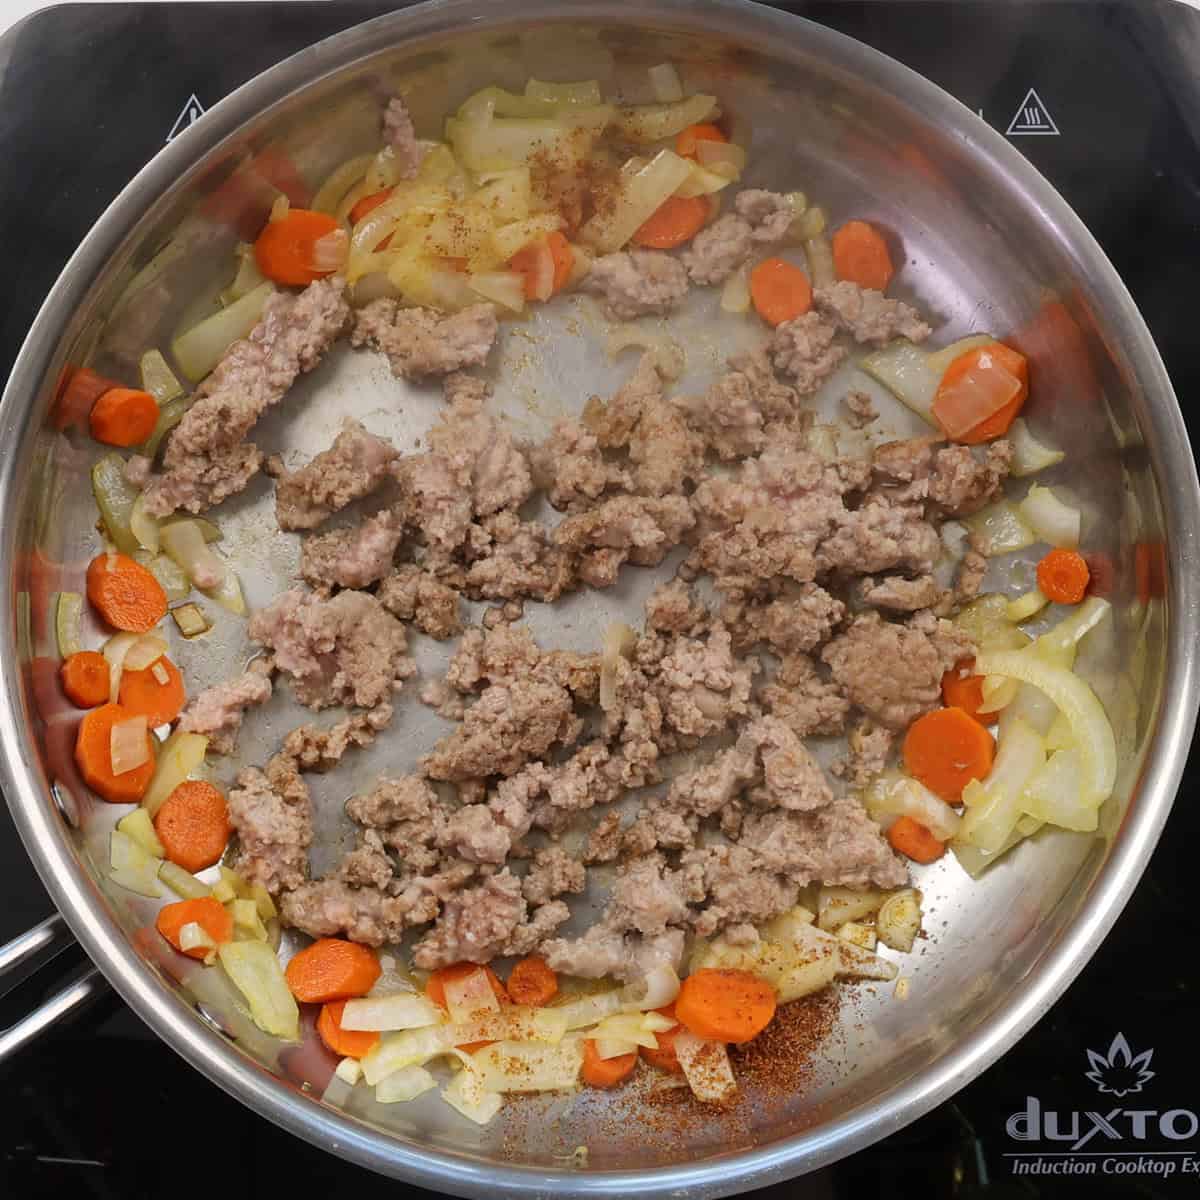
[1006,88,1059,137]
[166,94,207,144]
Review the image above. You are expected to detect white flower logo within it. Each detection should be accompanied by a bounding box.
[1084,1033,1155,1097]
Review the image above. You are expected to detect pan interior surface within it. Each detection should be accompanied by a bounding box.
[2,4,1194,1194]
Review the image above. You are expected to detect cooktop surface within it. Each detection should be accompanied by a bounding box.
[1,2,1198,1197]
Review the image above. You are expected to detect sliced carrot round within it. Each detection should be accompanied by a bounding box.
[639,1006,684,1074]
[86,553,167,633]
[581,1038,638,1089]
[940,658,987,721]
[887,814,946,864]
[675,968,776,1044]
[506,956,558,1007]
[675,123,727,159]
[632,195,709,250]
[156,897,233,959]
[749,257,813,327]
[89,388,159,448]
[546,231,574,293]
[1036,549,1090,605]
[348,188,395,225]
[831,220,895,292]
[286,937,382,1004]
[934,342,1029,444]
[902,707,996,802]
[74,702,156,804]
[119,656,186,727]
[61,650,110,709]
[153,780,231,873]
[425,962,509,1008]
[317,999,381,1059]
[254,209,342,286]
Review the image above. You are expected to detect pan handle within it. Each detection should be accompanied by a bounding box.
[0,913,106,1067]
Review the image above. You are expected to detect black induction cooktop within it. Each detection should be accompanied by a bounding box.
[1,3,1198,1196]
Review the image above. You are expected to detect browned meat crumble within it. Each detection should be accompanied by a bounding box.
[192,226,1009,969]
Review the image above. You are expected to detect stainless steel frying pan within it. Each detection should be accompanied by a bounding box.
[2,1,1198,1194]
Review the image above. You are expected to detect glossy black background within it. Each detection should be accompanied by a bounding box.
[0,3,1197,1196]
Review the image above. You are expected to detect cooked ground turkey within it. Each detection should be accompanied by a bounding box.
[822,609,974,730]
[268,420,399,531]
[680,188,793,285]
[351,300,498,379]
[680,345,800,460]
[178,660,273,755]
[814,281,933,346]
[770,311,848,393]
[377,564,463,639]
[382,96,424,178]
[249,588,413,710]
[843,389,878,428]
[581,250,689,320]
[143,276,351,517]
[227,761,312,893]
[300,509,406,590]
[203,231,996,976]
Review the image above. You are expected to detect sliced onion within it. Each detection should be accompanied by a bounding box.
[125,633,168,672]
[720,263,751,314]
[805,235,835,289]
[864,772,962,841]
[56,591,83,659]
[605,326,684,379]
[102,632,139,702]
[962,499,1036,556]
[427,267,479,312]
[1022,747,1097,832]
[674,1032,736,1103]
[340,993,441,1032]
[129,492,160,554]
[554,989,624,1030]
[268,194,290,223]
[931,353,1021,439]
[138,348,183,404]
[116,806,165,858]
[590,1013,662,1050]
[519,239,555,302]
[161,519,227,590]
[172,281,274,383]
[619,964,680,1011]
[976,651,1116,808]
[109,829,163,898]
[474,1040,583,1093]
[595,1037,640,1059]
[360,1026,452,1086]
[696,140,747,172]
[310,228,349,274]
[375,1064,437,1104]
[143,729,208,817]
[648,62,684,103]
[110,714,149,775]
[179,921,217,954]
[579,148,693,253]
[790,204,826,241]
[334,1056,363,1086]
[441,1060,502,1125]
[674,161,737,199]
[1008,417,1065,477]
[876,890,923,953]
[443,968,501,1025]
[1006,588,1048,623]
[1017,484,1081,549]
[312,152,374,215]
[468,270,526,312]
[217,940,299,1040]
[977,674,1019,714]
